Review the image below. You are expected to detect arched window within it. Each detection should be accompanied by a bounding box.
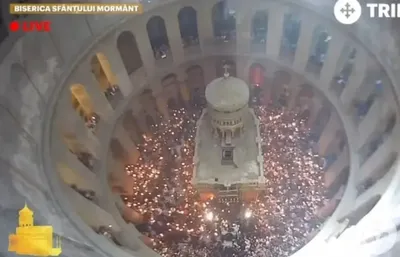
[251,11,268,47]
[91,53,122,107]
[117,31,143,74]
[70,84,99,131]
[280,12,301,61]
[212,1,236,40]
[147,16,170,59]
[248,63,265,106]
[307,26,331,75]
[331,47,356,96]
[178,6,199,48]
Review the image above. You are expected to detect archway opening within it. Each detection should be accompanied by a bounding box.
[212,1,236,41]
[178,7,199,48]
[251,11,268,48]
[91,53,122,107]
[147,16,170,60]
[70,84,100,131]
[117,31,143,75]
[280,12,301,61]
[307,26,331,75]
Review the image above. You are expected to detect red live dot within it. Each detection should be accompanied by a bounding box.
[9,21,19,31]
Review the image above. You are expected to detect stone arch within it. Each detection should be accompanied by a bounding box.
[147,16,169,58]
[161,73,178,87]
[339,195,381,226]
[178,6,199,46]
[248,63,265,86]
[296,84,314,104]
[251,11,268,44]
[272,70,291,87]
[186,65,204,87]
[116,31,143,75]
[212,1,236,38]
[216,59,236,77]
[110,138,128,162]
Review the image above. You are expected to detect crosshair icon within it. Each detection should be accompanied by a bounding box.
[341,3,355,18]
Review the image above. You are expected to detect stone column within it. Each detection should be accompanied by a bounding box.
[196,1,214,53]
[164,8,185,65]
[53,133,100,192]
[293,15,317,73]
[97,43,133,97]
[115,124,140,165]
[156,95,170,120]
[357,97,390,148]
[132,23,155,77]
[58,94,100,158]
[319,32,346,89]
[324,147,349,188]
[266,4,285,59]
[340,48,368,109]
[307,96,323,129]
[203,59,217,84]
[236,10,251,54]
[318,112,342,156]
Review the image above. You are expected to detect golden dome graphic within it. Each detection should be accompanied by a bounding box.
[8,204,62,256]
[19,203,33,215]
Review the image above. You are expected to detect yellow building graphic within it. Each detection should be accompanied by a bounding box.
[8,204,62,256]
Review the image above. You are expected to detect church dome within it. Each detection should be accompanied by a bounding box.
[205,76,250,112]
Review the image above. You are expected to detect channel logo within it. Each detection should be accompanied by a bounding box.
[334,0,362,25]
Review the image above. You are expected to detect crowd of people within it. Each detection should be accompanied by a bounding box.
[122,91,327,256]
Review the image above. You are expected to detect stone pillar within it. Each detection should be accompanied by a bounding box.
[357,98,390,148]
[266,4,285,59]
[324,147,349,188]
[115,124,140,165]
[97,43,133,97]
[133,112,148,133]
[236,11,251,54]
[287,83,301,111]
[293,15,317,72]
[203,59,217,84]
[132,23,155,77]
[318,113,342,156]
[177,72,190,103]
[307,96,323,129]
[340,48,368,109]
[196,1,214,53]
[54,135,99,192]
[156,95,170,120]
[72,66,113,121]
[164,8,185,65]
[319,32,346,89]
[58,95,100,158]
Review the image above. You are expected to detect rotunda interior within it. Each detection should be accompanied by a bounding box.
[1,1,400,257]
